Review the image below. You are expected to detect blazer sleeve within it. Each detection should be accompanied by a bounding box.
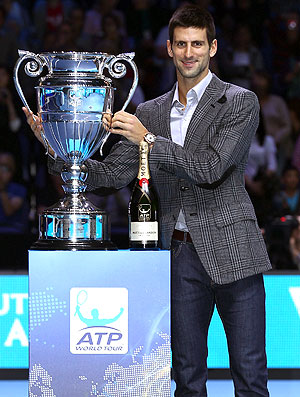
[47,137,139,191]
[84,139,139,190]
[148,90,259,186]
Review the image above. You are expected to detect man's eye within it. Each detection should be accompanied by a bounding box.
[193,42,203,47]
[177,42,186,47]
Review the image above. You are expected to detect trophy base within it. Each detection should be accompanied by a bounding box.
[30,239,117,251]
[35,195,117,251]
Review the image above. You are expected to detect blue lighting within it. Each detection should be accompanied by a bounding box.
[0,276,28,368]
[1,273,300,369]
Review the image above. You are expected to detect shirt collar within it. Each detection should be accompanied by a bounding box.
[172,70,213,106]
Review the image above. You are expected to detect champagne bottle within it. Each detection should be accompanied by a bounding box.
[129,140,159,249]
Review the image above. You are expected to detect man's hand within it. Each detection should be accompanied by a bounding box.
[22,107,56,158]
[111,110,148,144]
[103,111,112,132]
[22,107,44,145]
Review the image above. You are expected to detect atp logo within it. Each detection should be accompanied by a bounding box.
[138,204,151,221]
[70,288,128,355]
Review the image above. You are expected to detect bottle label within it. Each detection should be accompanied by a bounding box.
[130,222,158,241]
[137,141,150,180]
[138,204,151,221]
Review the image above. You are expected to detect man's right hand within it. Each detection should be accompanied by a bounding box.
[22,107,56,158]
[22,107,44,145]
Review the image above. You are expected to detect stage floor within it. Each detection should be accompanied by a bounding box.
[1,379,300,396]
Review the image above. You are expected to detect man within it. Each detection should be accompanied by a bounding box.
[25,5,272,396]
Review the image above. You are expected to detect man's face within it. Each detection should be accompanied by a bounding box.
[167,26,217,84]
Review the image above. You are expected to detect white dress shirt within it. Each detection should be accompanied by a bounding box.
[170,70,213,231]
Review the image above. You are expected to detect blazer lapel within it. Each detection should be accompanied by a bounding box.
[183,75,227,151]
[155,86,175,140]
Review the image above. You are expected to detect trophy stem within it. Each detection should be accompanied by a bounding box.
[61,163,87,195]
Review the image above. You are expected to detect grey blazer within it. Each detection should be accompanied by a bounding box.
[51,74,272,284]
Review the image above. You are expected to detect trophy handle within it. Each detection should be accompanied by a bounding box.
[99,53,139,155]
[13,50,55,157]
[13,50,46,114]
[104,52,138,111]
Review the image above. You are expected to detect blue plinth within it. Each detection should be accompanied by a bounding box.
[28,250,171,396]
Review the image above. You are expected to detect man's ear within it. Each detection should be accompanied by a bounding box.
[209,39,217,58]
[167,40,173,58]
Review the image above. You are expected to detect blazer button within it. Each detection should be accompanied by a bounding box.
[180,186,189,191]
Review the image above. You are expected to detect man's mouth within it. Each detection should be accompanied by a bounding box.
[182,60,196,67]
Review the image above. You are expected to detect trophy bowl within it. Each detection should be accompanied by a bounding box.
[14,50,138,250]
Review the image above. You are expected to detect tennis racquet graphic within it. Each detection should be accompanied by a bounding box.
[74,289,88,316]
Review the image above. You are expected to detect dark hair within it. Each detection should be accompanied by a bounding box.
[168,4,216,46]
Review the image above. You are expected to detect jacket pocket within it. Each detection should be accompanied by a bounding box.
[212,202,257,228]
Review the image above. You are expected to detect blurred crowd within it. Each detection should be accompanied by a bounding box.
[2,0,300,270]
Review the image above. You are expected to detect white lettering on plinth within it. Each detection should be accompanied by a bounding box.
[4,318,28,347]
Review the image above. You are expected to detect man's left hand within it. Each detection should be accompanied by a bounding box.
[111,110,148,144]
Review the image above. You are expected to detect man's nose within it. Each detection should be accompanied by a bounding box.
[184,43,192,58]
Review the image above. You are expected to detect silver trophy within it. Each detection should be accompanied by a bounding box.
[14,50,138,250]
